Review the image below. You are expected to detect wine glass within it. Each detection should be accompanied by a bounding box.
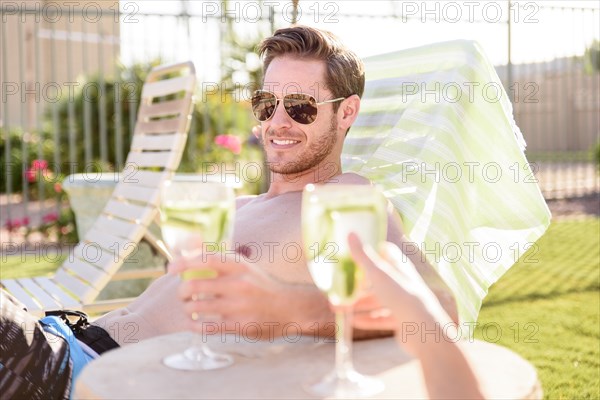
[160,175,235,371]
[302,184,388,397]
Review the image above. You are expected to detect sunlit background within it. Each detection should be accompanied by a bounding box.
[118,1,600,76]
[1,0,599,234]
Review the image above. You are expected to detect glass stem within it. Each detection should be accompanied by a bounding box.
[335,307,354,379]
[185,324,210,360]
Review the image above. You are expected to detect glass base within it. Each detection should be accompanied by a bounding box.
[304,368,385,398]
[163,346,234,371]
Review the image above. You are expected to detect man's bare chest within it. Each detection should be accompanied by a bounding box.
[232,194,311,283]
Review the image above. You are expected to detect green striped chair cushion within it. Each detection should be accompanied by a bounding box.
[343,40,551,324]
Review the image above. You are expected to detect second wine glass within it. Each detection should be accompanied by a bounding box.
[302,183,388,397]
[160,175,235,371]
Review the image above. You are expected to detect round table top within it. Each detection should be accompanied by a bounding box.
[75,332,541,399]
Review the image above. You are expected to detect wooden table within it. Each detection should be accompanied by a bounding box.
[75,332,541,399]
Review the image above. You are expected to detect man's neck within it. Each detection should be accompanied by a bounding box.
[265,161,343,197]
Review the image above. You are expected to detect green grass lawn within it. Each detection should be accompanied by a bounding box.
[2,249,67,279]
[2,218,599,398]
[475,217,600,399]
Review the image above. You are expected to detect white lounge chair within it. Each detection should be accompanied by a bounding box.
[1,61,196,316]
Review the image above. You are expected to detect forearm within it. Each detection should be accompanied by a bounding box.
[404,247,459,324]
[427,281,459,324]
[92,307,158,347]
[396,312,483,399]
[416,337,485,399]
[92,274,190,346]
[387,215,459,323]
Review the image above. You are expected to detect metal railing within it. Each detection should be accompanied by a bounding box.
[1,1,599,245]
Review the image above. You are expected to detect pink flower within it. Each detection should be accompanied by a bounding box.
[25,168,37,183]
[4,217,29,230]
[4,219,18,230]
[42,212,59,224]
[54,182,62,193]
[31,159,48,171]
[214,134,242,155]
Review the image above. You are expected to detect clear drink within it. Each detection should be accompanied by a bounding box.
[161,199,234,258]
[302,184,387,398]
[160,177,235,371]
[305,202,385,306]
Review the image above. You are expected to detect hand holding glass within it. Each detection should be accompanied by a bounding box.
[160,177,235,371]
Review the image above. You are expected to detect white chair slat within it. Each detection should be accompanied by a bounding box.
[104,199,156,225]
[91,215,145,242]
[134,101,191,140]
[1,279,41,311]
[34,277,80,308]
[137,98,188,119]
[112,184,160,206]
[63,258,113,288]
[125,151,181,170]
[135,118,182,135]
[141,75,195,99]
[84,228,139,260]
[18,278,63,310]
[70,243,119,271]
[118,170,169,188]
[146,61,195,82]
[130,132,186,152]
[54,269,98,302]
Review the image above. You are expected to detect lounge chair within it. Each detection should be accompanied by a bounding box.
[1,61,196,316]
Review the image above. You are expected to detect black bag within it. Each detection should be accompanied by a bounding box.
[45,310,119,355]
[1,290,72,400]
[0,290,120,399]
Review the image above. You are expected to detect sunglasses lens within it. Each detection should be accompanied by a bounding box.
[284,94,317,125]
[251,91,277,121]
[251,91,319,125]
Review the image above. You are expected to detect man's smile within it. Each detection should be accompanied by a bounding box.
[270,138,301,148]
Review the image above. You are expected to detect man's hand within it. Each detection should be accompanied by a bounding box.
[169,253,333,341]
[348,234,454,353]
[348,234,485,399]
[351,292,396,340]
[353,292,397,330]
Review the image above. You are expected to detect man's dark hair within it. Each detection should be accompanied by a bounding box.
[257,25,365,110]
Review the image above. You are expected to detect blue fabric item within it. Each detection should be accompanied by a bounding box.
[39,316,95,385]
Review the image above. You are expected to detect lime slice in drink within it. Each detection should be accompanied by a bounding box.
[329,256,365,305]
[182,269,217,281]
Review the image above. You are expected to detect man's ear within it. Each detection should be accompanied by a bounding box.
[337,94,361,132]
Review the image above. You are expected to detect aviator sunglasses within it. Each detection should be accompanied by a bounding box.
[251,90,346,125]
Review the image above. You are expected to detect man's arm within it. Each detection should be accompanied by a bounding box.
[171,253,336,340]
[349,237,484,399]
[92,274,191,346]
[386,209,459,323]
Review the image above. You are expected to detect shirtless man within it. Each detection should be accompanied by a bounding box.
[170,25,457,339]
[95,25,457,344]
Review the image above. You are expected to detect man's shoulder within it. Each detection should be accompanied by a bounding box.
[236,194,260,209]
[327,172,370,185]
